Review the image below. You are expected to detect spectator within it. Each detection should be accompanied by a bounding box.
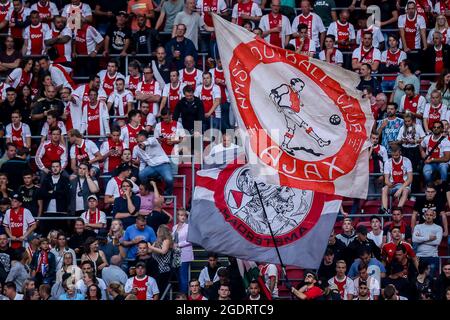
[104,11,131,56]
[35,127,67,180]
[67,218,97,259]
[326,9,355,51]
[101,255,128,287]
[420,32,450,75]
[155,0,184,34]
[259,262,278,299]
[291,0,325,51]
[173,85,205,134]
[413,208,443,276]
[382,225,417,268]
[383,207,413,244]
[259,0,292,48]
[289,23,315,56]
[0,172,13,199]
[68,162,99,216]
[379,0,399,31]
[420,120,450,184]
[216,282,231,301]
[436,263,450,299]
[40,110,66,144]
[398,0,427,53]
[368,216,384,249]
[5,109,32,151]
[357,63,381,95]
[5,248,29,293]
[120,110,146,154]
[0,36,21,78]
[135,66,161,116]
[148,224,173,293]
[427,14,450,46]
[75,270,107,299]
[347,225,381,263]
[391,60,420,107]
[381,146,413,211]
[352,32,381,72]
[328,260,355,300]
[105,163,139,206]
[376,102,404,154]
[127,0,154,33]
[128,240,159,278]
[80,89,110,137]
[80,237,109,277]
[97,59,125,97]
[188,278,207,300]
[61,0,93,26]
[179,55,203,89]
[132,14,160,58]
[72,20,104,76]
[380,34,407,92]
[6,57,33,94]
[347,248,386,280]
[122,215,156,263]
[354,280,370,300]
[44,16,73,66]
[58,280,84,300]
[124,261,159,300]
[165,23,197,71]
[31,85,65,127]
[68,129,103,176]
[0,145,30,192]
[134,130,174,203]
[0,233,13,283]
[318,35,343,66]
[93,0,127,36]
[336,217,356,247]
[50,232,77,272]
[146,191,172,233]
[426,69,450,107]
[4,281,23,300]
[86,284,102,300]
[79,195,106,234]
[291,271,323,300]
[160,70,185,115]
[112,178,141,229]
[2,0,31,47]
[173,0,214,50]
[398,84,426,122]
[22,11,49,56]
[352,262,380,300]
[423,91,447,134]
[137,181,155,216]
[199,252,222,292]
[414,186,447,238]
[412,260,434,300]
[18,171,41,217]
[107,282,126,301]
[0,88,21,130]
[30,237,56,286]
[327,230,346,261]
[154,46,175,84]
[100,127,126,175]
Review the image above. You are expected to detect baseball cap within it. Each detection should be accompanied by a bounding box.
[87,195,98,201]
[304,270,317,280]
[136,261,146,268]
[11,193,23,203]
[356,225,368,235]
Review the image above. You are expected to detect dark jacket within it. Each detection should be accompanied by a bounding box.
[357,77,381,95]
[173,97,205,133]
[420,44,450,73]
[0,157,31,191]
[346,237,381,264]
[165,37,198,70]
[38,174,71,214]
[30,249,56,284]
[132,27,161,55]
[435,273,450,300]
[68,229,97,258]
[68,176,98,214]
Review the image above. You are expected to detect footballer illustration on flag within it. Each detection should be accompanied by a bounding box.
[212,14,373,199]
[188,163,341,268]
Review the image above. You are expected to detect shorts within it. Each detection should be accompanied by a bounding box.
[389,183,410,195]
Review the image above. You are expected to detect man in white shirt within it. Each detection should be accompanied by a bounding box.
[231,0,262,28]
[291,0,325,50]
[133,130,174,204]
[204,133,240,165]
[259,0,291,48]
[398,0,427,52]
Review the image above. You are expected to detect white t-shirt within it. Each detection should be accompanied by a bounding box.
[383,156,413,184]
[396,124,426,148]
[420,135,450,159]
[328,276,355,300]
[48,64,73,90]
[259,14,292,48]
[124,276,159,300]
[261,264,279,298]
[7,68,32,89]
[291,12,326,48]
[327,20,356,44]
[40,121,67,140]
[2,208,35,238]
[107,90,134,117]
[427,27,450,45]
[80,209,107,231]
[367,231,383,248]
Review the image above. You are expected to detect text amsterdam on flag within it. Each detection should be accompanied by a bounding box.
[212,14,374,199]
[188,163,342,268]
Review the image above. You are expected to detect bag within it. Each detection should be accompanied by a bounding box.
[171,247,182,269]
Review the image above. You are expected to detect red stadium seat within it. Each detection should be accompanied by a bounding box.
[361,200,382,214]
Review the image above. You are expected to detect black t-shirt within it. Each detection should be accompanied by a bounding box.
[132,28,160,55]
[96,0,127,25]
[31,98,65,118]
[413,196,445,226]
[1,158,31,192]
[147,210,170,233]
[106,25,132,54]
[379,0,398,29]
[18,185,40,217]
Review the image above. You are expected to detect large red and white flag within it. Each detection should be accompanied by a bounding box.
[213,14,373,199]
[187,163,341,268]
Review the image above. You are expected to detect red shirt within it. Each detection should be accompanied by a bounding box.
[268,13,282,47]
[213,68,227,104]
[86,103,101,135]
[384,49,403,81]
[236,1,254,26]
[9,207,25,249]
[126,124,145,152]
[36,2,53,25]
[391,157,406,184]
[9,8,27,38]
[382,241,416,264]
[427,105,443,133]
[404,15,418,49]
[52,29,68,63]
[132,276,148,300]
[182,69,198,88]
[298,13,313,40]
[102,72,119,96]
[28,23,46,55]
[127,75,141,96]
[201,0,218,27]
[41,142,65,169]
[74,23,90,55]
[201,85,214,114]
[303,286,323,300]
[336,20,351,50]
[158,120,178,155]
[11,124,25,148]
[403,95,420,113]
[168,82,182,114]
[435,46,445,74]
[105,139,124,173]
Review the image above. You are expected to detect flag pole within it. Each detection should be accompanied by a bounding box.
[254,181,293,298]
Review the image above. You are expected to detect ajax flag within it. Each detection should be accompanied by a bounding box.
[212,14,373,199]
[187,163,341,268]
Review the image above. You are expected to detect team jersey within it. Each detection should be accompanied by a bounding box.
[427,27,450,45]
[35,141,67,170]
[124,276,159,300]
[63,100,82,132]
[125,74,142,96]
[80,209,107,231]
[179,68,203,88]
[355,25,385,49]
[5,122,31,149]
[7,68,32,92]
[327,20,356,50]
[291,12,326,48]
[381,48,407,81]
[154,120,185,155]
[61,2,92,25]
[6,7,31,38]
[40,121,67,140]
[30,1,59,26]
[48,64,75,90]
[421,134,450,160]
[74,24,103,55]
[81,100,110,136]
[196,0,228,27]
[69,139,100,168]
[120,123,145,152]
[328,276,355,300]
[398,13,427,49]
[435,1,450,24]
[376,117,404,153]
[259,13,292,48]
[23,23,50,55]
[231,1,262,27]
[105,176,139,198]
[210,67,228,104]
[423,103,447,129]
[260,264,279,298]
[194,84,221,117]
[162,82,185,114]
[97,70,125,96]
[136,80,161,116]
[100,139,125,173]
[289,37,316,54]
[319,48,344,65]
[382,241,416,265]
[2,207,35,249]
[107,90,134,117]
[352,46,381,65]
[0,1,13,31]
[44,27,73,63]
[369,144,388,173]
[384,156,413,184]
[399,94,426,115]
[72,83,107,108]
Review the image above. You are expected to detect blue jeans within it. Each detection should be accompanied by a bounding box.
[423,163,448,183]
[139,163,174,195]
[177,262,190,294]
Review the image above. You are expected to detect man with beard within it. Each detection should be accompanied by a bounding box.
[291,271,323,300]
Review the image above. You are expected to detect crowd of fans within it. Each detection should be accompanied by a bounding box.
[0,0,448,301]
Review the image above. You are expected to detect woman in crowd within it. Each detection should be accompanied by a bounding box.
[81,237,109,277]
[55,252,83,284]
[51,232,77,272]
[86,284,102,300]
[107,219,126,258]
[426,69,450,106]
[395,113,425,171]
[107,282,126,301]
[137,181,156,216]
[148,224,174,295]
[172,209,193,294]
[75,271,107,300]
[6,57,33,93]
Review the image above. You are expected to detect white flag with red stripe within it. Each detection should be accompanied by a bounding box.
[213,14,373,199]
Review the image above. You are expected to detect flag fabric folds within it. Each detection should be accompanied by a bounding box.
[212,14,373,199]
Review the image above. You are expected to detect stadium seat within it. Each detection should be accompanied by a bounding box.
[361,200,382,214]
